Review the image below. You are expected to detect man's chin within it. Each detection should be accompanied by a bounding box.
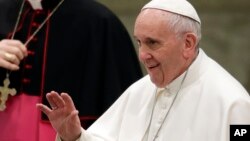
[149,75,162,87]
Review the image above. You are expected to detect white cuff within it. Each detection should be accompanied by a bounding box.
[55,128,83,141]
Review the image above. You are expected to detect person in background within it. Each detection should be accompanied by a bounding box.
[37,0,250,141]
[0,0,142,140]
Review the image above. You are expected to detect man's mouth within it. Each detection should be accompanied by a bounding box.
[147,64,159,70]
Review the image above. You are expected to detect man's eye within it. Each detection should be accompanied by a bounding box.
[147,40,156,45]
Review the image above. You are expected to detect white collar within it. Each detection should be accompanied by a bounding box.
[160,48,207,95]
[28,0,43,10]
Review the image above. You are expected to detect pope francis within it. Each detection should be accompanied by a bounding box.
[37,0,250,141]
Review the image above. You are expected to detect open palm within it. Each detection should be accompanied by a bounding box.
[37,91,82,141]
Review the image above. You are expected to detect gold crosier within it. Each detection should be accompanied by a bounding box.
[0,0,65,111]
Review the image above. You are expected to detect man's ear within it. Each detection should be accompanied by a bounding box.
[183,33,197,59]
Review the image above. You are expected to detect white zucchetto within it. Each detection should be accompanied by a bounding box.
[142,0,201,24]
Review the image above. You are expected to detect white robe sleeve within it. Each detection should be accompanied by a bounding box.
[229,97,250,124]
[55,76,154,141]
[55,128,105,141]
[57,87,133,141]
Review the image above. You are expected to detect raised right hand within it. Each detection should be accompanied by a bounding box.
[36,91,82,141]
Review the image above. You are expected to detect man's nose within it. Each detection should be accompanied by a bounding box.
[138,46,152,61]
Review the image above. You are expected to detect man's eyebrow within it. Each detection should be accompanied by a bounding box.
[145,37,159,42]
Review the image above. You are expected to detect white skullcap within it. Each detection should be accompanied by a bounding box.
[142,0,201,24]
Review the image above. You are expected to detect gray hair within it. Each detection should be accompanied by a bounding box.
[166,12,202,47]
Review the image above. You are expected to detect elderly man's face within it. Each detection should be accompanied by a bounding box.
[134,9,187,87]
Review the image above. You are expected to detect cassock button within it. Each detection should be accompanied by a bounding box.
[28,50,35,56]
[35,10,43,15]
[24,65,32,69]
[31,22,40,27]
[22,78,31,84]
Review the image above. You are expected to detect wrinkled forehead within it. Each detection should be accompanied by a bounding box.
[137,9,167,19]
[135,9,172,25]
[134,9,174,36]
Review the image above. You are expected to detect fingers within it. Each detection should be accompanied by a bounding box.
[65,109,79,122]
[0,51,20,70]
[0,58,19,71]
[0,39,28,70]
[37,91,69,117]
[71,109,79,117]
[36,103,52,115]
[61,93,77,110]
[46,91,66,110]
[38,91,77,119]
[4,52,20,64]
[0,39,28,59]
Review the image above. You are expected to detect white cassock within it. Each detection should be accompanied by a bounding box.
[57,48,250,141]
